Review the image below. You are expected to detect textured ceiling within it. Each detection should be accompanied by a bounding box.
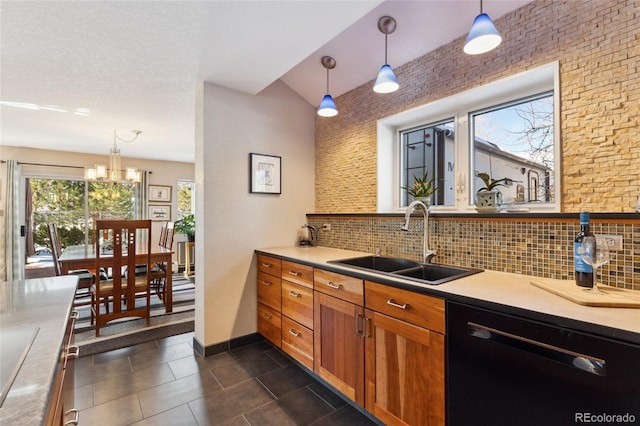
[0,0,530,163]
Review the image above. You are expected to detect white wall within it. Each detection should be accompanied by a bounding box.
[194,80,315,349]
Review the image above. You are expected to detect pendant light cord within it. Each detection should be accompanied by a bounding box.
[326,68,330,94]
[384,33,388,64]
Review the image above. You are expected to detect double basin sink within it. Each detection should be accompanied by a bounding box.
[329,255,482,285]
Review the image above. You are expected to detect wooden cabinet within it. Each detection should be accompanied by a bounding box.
[282,280,314,329]
[281,316,314,369]
[364,281,445,426]
[257,255,282,348]
[314,288,365,405]
[255,253,446,426]
[46,310,79,426]
[280,260,314,368]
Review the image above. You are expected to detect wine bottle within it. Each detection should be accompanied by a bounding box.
[574,211,593,287]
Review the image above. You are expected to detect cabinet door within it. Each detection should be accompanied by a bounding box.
[365,309,445,426]
[314,291,365,406]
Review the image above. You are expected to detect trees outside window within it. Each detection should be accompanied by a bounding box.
[30,178,136,252]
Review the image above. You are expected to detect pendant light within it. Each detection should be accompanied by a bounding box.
[464,0,502,55]
[317,56,338,117]
[373,16,399,94]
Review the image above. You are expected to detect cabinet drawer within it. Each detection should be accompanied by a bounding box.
[282,280,314,329]
[365,281,445,334]
[281,316,314,370]
[257,271,281,311]
[282,260,313,288]
[258,303,281,348]
[258,254,282,277]
[314,269,364,305]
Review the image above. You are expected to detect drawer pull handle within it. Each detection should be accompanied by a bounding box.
[288,290,301,298]
[288,270,301,277]
[327,281,342,290]
[289,329,300,337]
[70,311,80,320]
[387,299,408,310]
[64,409,79,425]
[262,262,272,268]
[363,317,371,338]
[67,345,80,359]
[261,280,272,286]
[356,313,363,334]
[263,312,272,320]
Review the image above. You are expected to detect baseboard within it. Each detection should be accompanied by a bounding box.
[193,332,264,358]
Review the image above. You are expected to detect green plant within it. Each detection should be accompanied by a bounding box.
[476,172,511,192]
[402,171,438,198]
[174,213,195,238]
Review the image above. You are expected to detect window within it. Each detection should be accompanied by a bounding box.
[177,180,195,219]
[400,121,454,206]
[471,93,555,205]
[30,178,137,250]
[378,62,560,212]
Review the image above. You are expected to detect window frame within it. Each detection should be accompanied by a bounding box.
[377,61,560,213]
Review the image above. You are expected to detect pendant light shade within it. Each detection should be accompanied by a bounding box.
[318,94,338,117]
[317,56,338,117]
[373,16,399,94]
[464,1,502,55]
[374,64,399,94]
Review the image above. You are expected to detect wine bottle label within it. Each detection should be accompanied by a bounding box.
[574,242,593,273]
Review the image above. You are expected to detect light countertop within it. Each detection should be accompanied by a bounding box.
[0,275,77,426]
[257,246,640,344]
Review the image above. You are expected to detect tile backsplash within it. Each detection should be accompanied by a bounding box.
[308,215,640,291]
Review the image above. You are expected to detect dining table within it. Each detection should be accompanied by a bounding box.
[58,244,174,313]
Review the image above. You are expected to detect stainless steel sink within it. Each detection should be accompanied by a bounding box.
[329,255,482,285]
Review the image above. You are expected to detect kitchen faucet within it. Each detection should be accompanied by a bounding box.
[401,200,436,263]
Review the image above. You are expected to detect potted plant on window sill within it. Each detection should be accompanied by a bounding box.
[476,172,511,210]
[402,171,438,207]
[174,213,195,242]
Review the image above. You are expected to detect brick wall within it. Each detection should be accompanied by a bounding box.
[315,0,640,213]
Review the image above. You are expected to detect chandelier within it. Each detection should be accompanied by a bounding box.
[85,130,142,183]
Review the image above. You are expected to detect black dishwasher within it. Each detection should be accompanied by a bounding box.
[447,301,640,426]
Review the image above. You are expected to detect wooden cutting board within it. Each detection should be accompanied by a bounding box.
[530,278,640,308]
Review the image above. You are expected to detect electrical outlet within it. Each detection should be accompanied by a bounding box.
[322,223,331,231]
[596,234,623,250]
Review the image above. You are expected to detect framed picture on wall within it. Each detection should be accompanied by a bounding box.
[149,185,172,202]
[148,205,171,221]
[250,153,281,194]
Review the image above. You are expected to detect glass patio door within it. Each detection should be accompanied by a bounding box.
[27,177,138,264]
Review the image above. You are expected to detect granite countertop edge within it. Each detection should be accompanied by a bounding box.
[0,276,78,425]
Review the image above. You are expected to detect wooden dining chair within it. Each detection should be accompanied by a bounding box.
[150,221,174,300]
[47,223,96,308]
[91,219,152,337]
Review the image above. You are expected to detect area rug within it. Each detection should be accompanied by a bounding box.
[74,273,195,356]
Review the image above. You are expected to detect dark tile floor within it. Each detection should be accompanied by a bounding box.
[75,332,380,425]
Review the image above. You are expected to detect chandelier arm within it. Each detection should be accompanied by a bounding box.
[114,129,142,144]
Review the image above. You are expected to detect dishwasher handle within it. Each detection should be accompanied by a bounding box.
[467,322,606,377]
